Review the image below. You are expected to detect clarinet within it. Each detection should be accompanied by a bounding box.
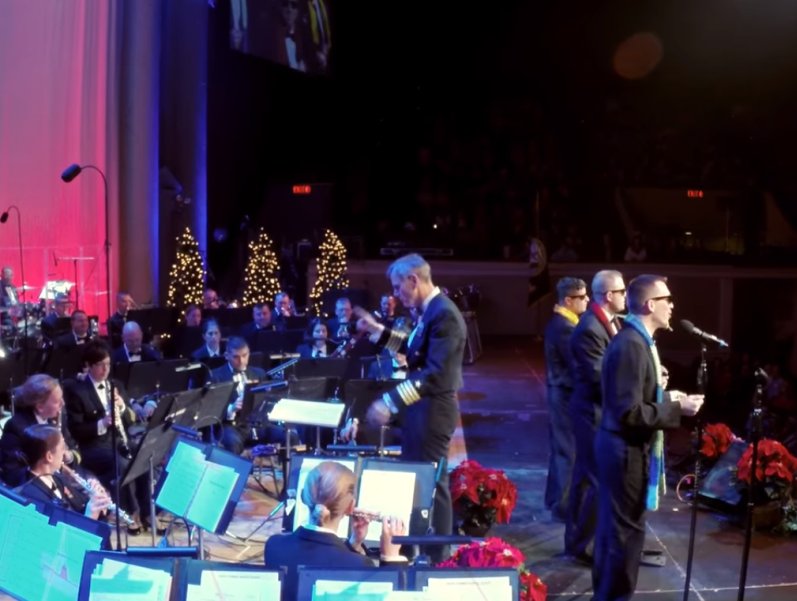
[108,381,132,459]
[60,465,136,526]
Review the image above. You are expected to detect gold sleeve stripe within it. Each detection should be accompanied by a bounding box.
[72,450,82,465]
[385,328,406,353]
[396,380,421,406]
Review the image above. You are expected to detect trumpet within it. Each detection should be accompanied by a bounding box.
[60,464,136,526]
[351,508,385,523]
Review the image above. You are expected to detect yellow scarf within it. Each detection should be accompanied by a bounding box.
[553,304,579,325]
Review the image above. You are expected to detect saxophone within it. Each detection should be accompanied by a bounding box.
[59,464,135,526]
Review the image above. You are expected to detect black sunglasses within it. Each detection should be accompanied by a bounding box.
[567,294,588,300]
[649,295,673,303]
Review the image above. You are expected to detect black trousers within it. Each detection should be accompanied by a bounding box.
[401,397,458,563]
[565,395,601,558]
[545,384,575,520]
[592,430,648,601]
[80,443,150,518]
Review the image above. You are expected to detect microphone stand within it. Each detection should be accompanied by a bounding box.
[1,206,29,375]
[682,343,707,601]
[737,371,766,601]
[108,379,123,550]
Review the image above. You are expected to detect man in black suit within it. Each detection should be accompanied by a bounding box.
[326,297,356,342]
[62,342,145,532]
[565,270,626,563]
[593,275,704,601]
[54,310,93,349]
[544,276,588,522]
[350,253,466,561]
[239,302,282,348]
[106,291,134,349]
[210,336,268,455]
[40,292,72,343]
[111,321,162,364]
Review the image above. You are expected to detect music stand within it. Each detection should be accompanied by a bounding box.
[121,421,179,546]
[296,566,403,601]
[58,255,94,310]
[154,437,252,557]
[268,398,347,488]
[408,566,518,599]
[294,358,349,380]
[44,347,84,380]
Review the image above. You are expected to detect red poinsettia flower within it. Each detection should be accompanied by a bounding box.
[700,423,736,459]
[736,438,797,495]
[449,459,518,524]
[438,538,547,601]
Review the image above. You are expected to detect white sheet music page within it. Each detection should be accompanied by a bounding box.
[357,469,416,542]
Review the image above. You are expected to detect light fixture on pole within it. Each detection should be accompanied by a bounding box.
[60,164,113,324]
[0,205,27,371]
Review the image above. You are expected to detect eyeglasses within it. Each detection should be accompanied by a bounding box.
[610,288,626,295]
[648,295,673,304]
[567,294,588,300]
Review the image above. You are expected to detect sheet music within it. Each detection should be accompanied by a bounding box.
[312,579,394,600]
[157,447,206,518]
[293,458,355,538]
[0,498,57,600]
[268,398,346,427]
[89,558,172,601]
[357,469,416,542]
[186,569,280,601]
[186,462,240,532]
[425,576,513,601]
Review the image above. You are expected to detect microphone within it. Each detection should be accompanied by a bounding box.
[61,164,82,182]
[680,320,729,348]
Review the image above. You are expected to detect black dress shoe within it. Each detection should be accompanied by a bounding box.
[142,517,167,536]
[126,522,143,536]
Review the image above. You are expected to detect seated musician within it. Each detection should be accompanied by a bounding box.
[63,342,150,534]
[373,294,398,327]
[40,293,72,342]
[265,461,407,601]
[107,291,134,349]
[272,291,295,330]
[240,302,283,347]
[210,336,268,455]
[111,321,162,364]
[184,304,202,327]
[54,310,92,349]
[203,288,222,310]
[16,424,112,520]
[326,297,356,342]
[190,318,224,360]
[0,374,81,487]
[296,319,336,359]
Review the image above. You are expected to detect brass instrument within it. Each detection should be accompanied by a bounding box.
[60,464,135,526]
[351,508,385,523]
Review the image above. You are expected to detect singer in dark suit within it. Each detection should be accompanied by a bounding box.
[265,462,406,601]
[352,254,465,562]
[565,270,625,563]
[0,374,81,487]
[210,337,268,455]
[543,277,588,522]
[111,321,162,364]
[593,275,703,601]
[62,342,145,531]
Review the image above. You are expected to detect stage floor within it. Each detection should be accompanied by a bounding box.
[4,336,794,600]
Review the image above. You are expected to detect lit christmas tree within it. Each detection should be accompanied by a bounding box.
[242,229,282,306]
[309,229,350,316]
[167,227,206,311]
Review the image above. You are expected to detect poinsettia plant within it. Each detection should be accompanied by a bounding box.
[437,538,547,601]
[736,438,797,503]
[700,423,738,459]
[449,459,518,526]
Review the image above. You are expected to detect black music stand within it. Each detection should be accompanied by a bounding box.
[44,346,84,380]
[294,358,349,380]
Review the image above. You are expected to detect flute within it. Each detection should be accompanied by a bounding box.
[60,465,136,526]
[351,508,385,523]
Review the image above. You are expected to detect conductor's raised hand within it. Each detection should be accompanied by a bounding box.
[367,400,391,427]
[353,306,381,336]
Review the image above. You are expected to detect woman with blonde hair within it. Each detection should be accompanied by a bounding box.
[264,461,406,601]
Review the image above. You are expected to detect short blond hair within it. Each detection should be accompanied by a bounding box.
[15,374,59,410]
